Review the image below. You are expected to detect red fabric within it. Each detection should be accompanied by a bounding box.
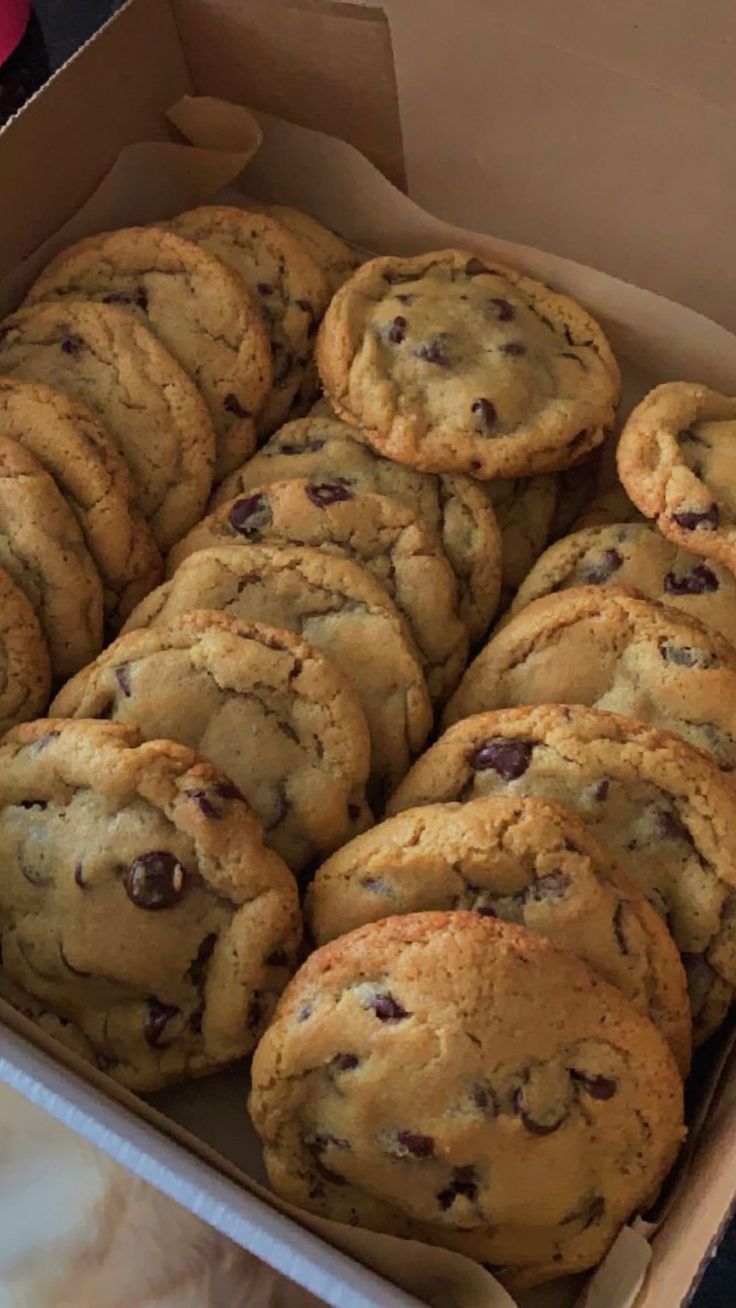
[0,0,30,66]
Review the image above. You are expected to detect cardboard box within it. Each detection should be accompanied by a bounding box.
[1,3,736,1305]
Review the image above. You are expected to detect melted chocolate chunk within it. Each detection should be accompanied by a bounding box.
[60,335,84,356]
[393,1130,435,1159]
[471,1082,498,1115]
[114,663,132,697]
[367,991,410,1022]
[502,341,526,356]
[414,334,452,367]
[663,564,719,596]
[73,862,86,890]
[188,933,217,986]
[593,778,610,802]
[185,788,226,818]
[280,437,327,455]
[125,851,186,910]
[464,257,488,276]
[471,397,497,427]
[657,807,691,844]
[18,799,47,810]
[571,1070,617,1100]
[223,392,249,419]
[468,738,535,779]
[331,1052,360,1073]
[229,493,272,536]
[307,482,353,508]
[488,297,514,322]
[309,1134,350,1185]
[257,282,274,296]
[437,1166,478,1210]
[583,548,622,584]
[145,999,180,1048]
[673,504,719,531]
[103,288,148,311]
[387,315,407,344]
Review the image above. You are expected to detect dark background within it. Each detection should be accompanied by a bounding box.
[1,3,735,1303]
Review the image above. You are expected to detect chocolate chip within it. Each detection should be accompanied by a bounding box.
[331,1052,360,1073]
[612,903,629,955]
[223,392,249,418]
[437,1166,478,1210]
[415,334,452,367]
[488,297,514,322]
[502,341,526,356]
[673,504,719,531]
[307,482,353,508]
[74,862,86,890]
[298,1003,313,1023]
[529,870,571,900]
[471,398,496,427]
[60,335,84,356]
[280,437,326,455]
[188,933,217,985]
[18,799,47,810]
[145,999,180,1048]
[394,293,416,305]
[468,738,534,779]
[660,642,716,668]
[571,1071,617,1100]
[185,788,225,818]
[471,1082,498,1115]
[464,257,488,276]
[361,878,391,895]
[514,1087,565,1135]
[475,905,497,917]
[664,564,719,596]
[257,282,274,295]
[657,807,691,843]
[392,1130,435,1159]
[114,663,132,697]
[125,851,186,910]
[214,780,244,803]
[593,778,610,801]
[583,548,622,584]
[228,493,272,536]
[367,992,410,1022]
[387,315,407,344]
[309,1134,350,1185]
[102,288,148,311]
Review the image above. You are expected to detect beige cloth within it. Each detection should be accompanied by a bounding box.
[0,1085,320,1308]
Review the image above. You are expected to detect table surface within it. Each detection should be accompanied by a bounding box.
[2,3,735,1304]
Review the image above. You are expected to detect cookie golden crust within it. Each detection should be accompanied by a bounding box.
[210,415,502,642]
[0,376,161,624]
[167,478,468,705]
[389,703,736,1043]
[0,434,103,677]
[507,522,736,646]
[24,226,273,480]
[0,566,51,733]
[121,543,432,796]
[169,206,329,435]
[618,382,736,572]
[250,911,684,1289]
[316,249,620,479]
[51,609,371,874]
[306,796,690,1073]
[0,718,300,1091]
[0,301,215,551]
[445,586,736,771]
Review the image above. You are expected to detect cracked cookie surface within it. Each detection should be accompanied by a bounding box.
[0,301,215,550]
[507,522,736,646]
[389,703,736,1042]
[0,565,51,732]
[24,226,272,480]
[0,434,103,677]
[122,544,432,795]
[249,911,684,1289]
[265,205,361,297]
[168,478,468,704]
[617,382,736,573]
[307,796,690,1073]
[169,206,328,436]
[316,249,620,479]
[211,415,501,641]
[52,610,371,874]
[446,586,736,770]
[0,718,300,1091]
[0,377,160,624]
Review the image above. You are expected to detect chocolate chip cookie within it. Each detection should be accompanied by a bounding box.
[51,610,371,874]
[0,717,301,1091]
[0,301,216,550]
[0,376,161,624]
[307,796,690,1072]
[122,544,432,796]
[0,434,103,677]
[316,249,620,479]
[446,587,736,770]
[550,454,602,539]
[484,474,557,608]
[168,206,328,435]
[508,523,736,646]
[0,565,51,732]
[618,382,736,573]
[389,703,736,1042]
[211,416,501,641]
[24,226,273,480]
[572,483,644,531]
[249,911,684,1289]
[265,205,361,296]
[167,479,468,704]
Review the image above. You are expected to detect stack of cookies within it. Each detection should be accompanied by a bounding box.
[2,206,735,1291]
